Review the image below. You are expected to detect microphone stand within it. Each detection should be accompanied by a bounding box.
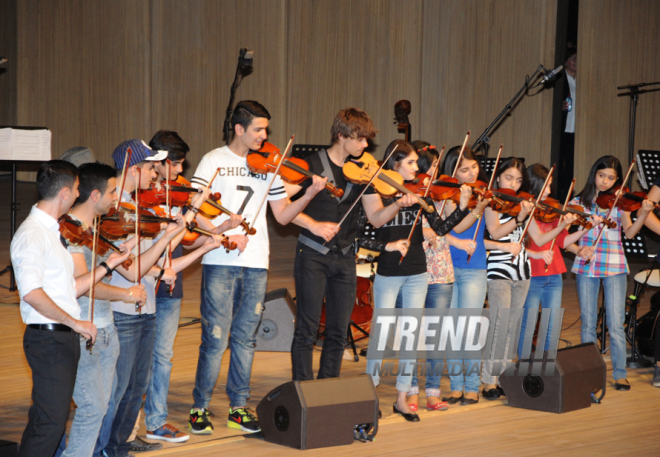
[472,65,546,159]
[617,80,660,188]
[222,48,254,144]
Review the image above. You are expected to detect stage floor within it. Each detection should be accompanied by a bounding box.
[0,176,659,456]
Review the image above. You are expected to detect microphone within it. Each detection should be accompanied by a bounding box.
[534,65,564,87]
[238,48,253,68]
[0,57,7,65]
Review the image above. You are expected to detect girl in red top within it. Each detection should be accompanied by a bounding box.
[517,164,592,356]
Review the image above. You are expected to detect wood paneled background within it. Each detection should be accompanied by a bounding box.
[1,0,658,189]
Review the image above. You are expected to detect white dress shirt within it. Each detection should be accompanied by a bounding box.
[11,205,80,324]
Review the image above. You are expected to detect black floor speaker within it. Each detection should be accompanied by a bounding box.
[257,375,379,449]
[499,342,606,413]
[256,288,296,352]
[0,440,18,457]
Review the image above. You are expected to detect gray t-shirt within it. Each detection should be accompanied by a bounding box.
[68,243,114,329]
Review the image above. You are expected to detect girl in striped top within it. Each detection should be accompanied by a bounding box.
[481,157,534,399]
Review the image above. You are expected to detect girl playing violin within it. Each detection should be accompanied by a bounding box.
[404,141,479,412]
[570,155,653,391]
[517,164,597,359]
[481,157,534,399]
[358,139,473,422]
[441,146,490,405]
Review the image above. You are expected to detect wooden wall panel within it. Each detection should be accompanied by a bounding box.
[286,0,424,154]
[577,0,660,190]
[0,0,17,130]
[16,0,151,168]
[150,0,287,176]
[420,0,557,166]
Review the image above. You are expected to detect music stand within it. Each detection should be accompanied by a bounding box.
[0,126,51,291]
[291,144,328,160]
[635,150,660,190]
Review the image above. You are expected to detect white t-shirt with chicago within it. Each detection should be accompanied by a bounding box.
[191,145,287,269]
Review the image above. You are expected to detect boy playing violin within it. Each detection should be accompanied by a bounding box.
[288,107,416,382]
[96,139,211,456]
[188,100,326,435]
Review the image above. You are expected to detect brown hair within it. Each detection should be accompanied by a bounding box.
[330,108,377,144]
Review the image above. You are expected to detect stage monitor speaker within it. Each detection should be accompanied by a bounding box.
[257,375,379,449]
[255,288,296,352]
[0,440,18,457]
[499,342,606,413]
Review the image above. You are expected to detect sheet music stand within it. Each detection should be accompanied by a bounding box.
[0,126,51,291]
[635,150,660,190]
[291,144,328,160]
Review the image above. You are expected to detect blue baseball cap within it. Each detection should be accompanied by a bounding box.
[112,139,168,169]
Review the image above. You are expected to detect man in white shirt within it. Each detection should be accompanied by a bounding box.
[188,100,326,435]
[11,160,97,457]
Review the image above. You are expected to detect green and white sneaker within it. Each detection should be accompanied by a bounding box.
[227,407,261,433]
[188,408,213,435]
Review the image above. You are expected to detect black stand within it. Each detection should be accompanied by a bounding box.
[222,48,253,144]
[472,65,546,159]
[1,163,20,291]
[617,80,660,187]
[345,321,370,362]
[625,261,656,368]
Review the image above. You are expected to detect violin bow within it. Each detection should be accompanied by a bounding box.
[545,178,575,272]
[135,167,142,314]
[520,165,554,244]
[467,144,503,263]
[249,135,295,232]
[438,131,470,218]
[86,215,99,352]
[166,160,174,297]
[399,146,445,265]
[585,160,636,268]
[333,143,401,235]
[116,147,133,210]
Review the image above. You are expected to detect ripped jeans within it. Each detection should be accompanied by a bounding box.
[192,265,267,409]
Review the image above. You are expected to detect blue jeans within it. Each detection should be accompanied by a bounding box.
[193,265,267,409]
[366,273,427,393]
[409,283,453,392]
[95,313,156,457]
[518,274,563,357]
[145,297,182,431]
[576,273,628,381]
[58,325,119,457]
[447,268,487,394]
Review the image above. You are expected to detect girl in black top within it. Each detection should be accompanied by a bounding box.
[359,139,471,421]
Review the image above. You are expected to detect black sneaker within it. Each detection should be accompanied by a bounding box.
[188,408,213,435]
[128,435,163,452]
[227,407,261,433]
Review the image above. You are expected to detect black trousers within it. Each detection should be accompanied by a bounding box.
[291,243,357,381]
[557,132,575,202]
[18,326,80,457]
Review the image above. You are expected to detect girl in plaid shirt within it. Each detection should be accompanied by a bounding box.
[570,156,653,391]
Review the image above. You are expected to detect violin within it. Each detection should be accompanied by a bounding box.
[247,142,343,198]
[196,192,256,236]
[596,185,659,213]
[138,178,201,209]
[100,203,177,240]
[342,152,433,212]
[59,215,133,269]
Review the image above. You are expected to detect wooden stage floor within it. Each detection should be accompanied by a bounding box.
[0,175,659,456]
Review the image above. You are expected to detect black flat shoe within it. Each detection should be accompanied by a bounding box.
[393,403,420,422]
[442,395,464,405]
[614,379,631,391]
[461,395,479,405]
[482,388,501,400]
[378,409,382,418]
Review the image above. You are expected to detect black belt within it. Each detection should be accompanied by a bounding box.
[28,323,73,333]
